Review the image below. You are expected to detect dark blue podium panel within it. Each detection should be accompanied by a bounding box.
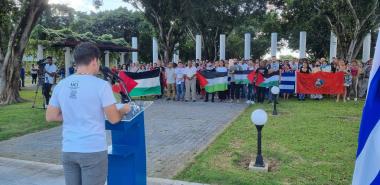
[106,108,147,185]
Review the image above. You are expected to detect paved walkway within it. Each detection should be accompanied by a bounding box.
[0,157,208,185]
[0,100,247,178]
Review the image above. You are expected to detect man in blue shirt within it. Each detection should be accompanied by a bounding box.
[46,42,131,185]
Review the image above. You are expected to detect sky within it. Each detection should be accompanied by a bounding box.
[48,0,296,59]
[48,0,136,12]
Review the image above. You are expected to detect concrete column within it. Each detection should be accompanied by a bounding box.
[329,31,337,63]
[132,37,138,63]
[271,33,278,57]
[105,50,110,67]
[219,34,226,60]
[196,35,202,60]
[152,37,158,63]
[120,52,126,65]
[299,31,307,59]
[244,33,251,60]
[37,45,44,61]
[64,47,71,77]
[173,43,179,63]
[362,33,371,63]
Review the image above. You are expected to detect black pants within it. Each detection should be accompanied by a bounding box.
[230,82,236,100]
[43,83,53,104]
[218,91,226,101]
[205,92,215,102]
[21,76,25,87]
[234,84,243,100]
[32,74,37,84]
[256,86,266,103]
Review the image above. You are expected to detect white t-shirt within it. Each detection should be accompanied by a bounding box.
[44,64,57,84]
[49,75,116,153]
[184,66,197,78]
[174,67,185,84]
[165,67,175,84]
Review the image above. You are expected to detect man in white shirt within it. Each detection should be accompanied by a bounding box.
[46,42,130,185]
[43,56,57,106]
[165,62,176,100]
[184,61,197,102]
[174,62,185,101]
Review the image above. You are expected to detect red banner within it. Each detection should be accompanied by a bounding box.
[296,71,344,94]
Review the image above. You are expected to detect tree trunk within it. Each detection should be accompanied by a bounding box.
[0,0,48,105]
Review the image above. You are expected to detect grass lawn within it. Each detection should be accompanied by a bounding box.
[0,88,60,141]
[175,98,363,185]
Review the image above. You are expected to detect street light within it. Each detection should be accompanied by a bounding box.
[250,109,268,169]
[271,86,280,115]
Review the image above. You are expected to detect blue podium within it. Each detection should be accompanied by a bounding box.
[105,102,152,185]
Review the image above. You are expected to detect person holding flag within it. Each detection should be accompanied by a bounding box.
[352,29,380,185]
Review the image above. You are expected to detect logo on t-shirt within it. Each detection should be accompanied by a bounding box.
[69,81,79,99]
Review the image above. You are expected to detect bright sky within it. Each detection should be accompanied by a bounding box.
[48,0,136,12]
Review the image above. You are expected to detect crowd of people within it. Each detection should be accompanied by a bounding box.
[108,56,373,104]
[21,55,373,105]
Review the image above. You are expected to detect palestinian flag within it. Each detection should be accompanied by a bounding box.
[196,71,228,93]
[119,69,161,97]
[234,70,252,84]
[258,75,280,87]
[247,71,265,85]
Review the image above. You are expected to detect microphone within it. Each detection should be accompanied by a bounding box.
[100,66,122,81]
[100,66,131,103]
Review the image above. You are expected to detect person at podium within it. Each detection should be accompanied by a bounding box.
[45,42,131,185]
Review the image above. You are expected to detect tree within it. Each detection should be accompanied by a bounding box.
[185,0,267,60]
[316,0,380,61]
[0,0,48,104]
[39,4,76,30]
[70,8,155,63]
[280,0,331,59]
[125,0,191,63]
[279,0,380,61]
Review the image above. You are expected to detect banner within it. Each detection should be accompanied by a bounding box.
[296,71,344,94]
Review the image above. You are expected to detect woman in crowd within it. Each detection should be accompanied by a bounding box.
[120,64,128,72]
[348,60,361,101]
[216,60,228,102]
[255,60,268,103]
[311,61,322,100]
[246,61,256,104]
[336,60,352,102]
[281,63,292,100]
[298,61,311,101]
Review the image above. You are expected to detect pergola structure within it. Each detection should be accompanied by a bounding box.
[37,40,138,77]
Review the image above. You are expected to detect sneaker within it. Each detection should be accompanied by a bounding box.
[192,100,196,102]
[246,100,251,104]
[354,98,358,101]
[166,98,171,101]
[250,101,255,105]
[347,97,350,101]
[236,99,240,103]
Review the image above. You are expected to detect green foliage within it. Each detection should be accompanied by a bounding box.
[176,99,363,184]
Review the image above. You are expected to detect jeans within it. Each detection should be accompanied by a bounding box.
[176,82,185,100]
[247,84,255,101]
[62,151,108,185]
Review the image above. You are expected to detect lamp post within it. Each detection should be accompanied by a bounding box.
[249,109,268,171]
[271,86,280,115]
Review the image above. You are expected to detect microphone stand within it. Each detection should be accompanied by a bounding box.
[100,66,132,103]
